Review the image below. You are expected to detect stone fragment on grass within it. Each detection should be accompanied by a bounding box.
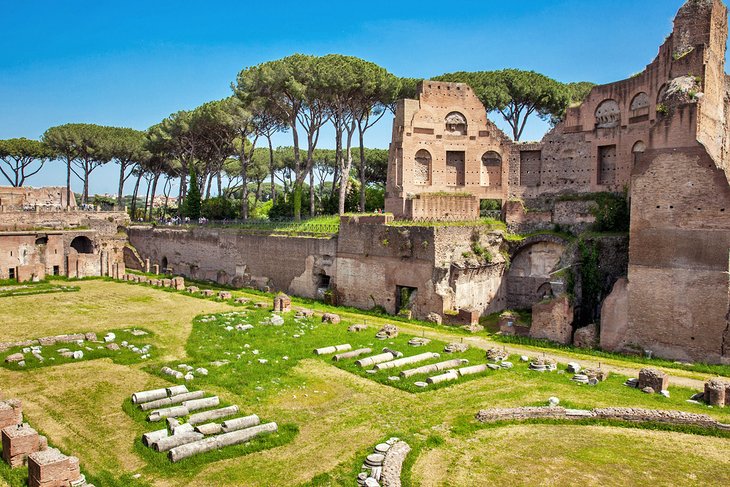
[322,313,341,324]
[5,354,23,363]
[443,342,468,353]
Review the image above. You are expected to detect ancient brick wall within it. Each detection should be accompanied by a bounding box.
[335,219,438,315]
[0,186,74,209]
[623,146,730,363]
[335,221,507,319]
[129,227,337,298]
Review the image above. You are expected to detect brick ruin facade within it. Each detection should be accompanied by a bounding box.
[15,0,725,365]
[384,81,511,220]
[0,187,128,281]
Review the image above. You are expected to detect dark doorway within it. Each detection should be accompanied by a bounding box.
[396,286,417,314]
[8,268,15,280]
[53,265,60,276]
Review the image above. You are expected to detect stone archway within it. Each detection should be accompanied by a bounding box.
[70,236,94,254]
[506,235,569,309]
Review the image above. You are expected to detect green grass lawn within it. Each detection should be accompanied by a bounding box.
[0,279,728,486]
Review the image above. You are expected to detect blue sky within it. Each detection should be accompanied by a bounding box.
[0,0,706,194]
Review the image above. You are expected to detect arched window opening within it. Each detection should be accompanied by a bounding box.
[481,151,502,187]
[413,149,432,185]
[632,141,646,166]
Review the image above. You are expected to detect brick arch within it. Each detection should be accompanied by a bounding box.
[506,235,569,309]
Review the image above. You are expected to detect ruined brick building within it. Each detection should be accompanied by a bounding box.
[71,0,727,365]
[0,187,128,281]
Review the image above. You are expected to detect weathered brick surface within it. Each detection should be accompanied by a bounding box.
[530,295,574,345]
[2,423,40,467]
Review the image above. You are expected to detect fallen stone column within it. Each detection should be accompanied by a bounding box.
[355,352,396,368]
[171,423,195,435]
[188,406,240,426]
[195,423,223,435]
[332,348,372,362]
[458,364,489,376]
[314,344,352,356]
[140,391,206,411]
[141,429,167,447]
[400,359,467,378]
[221,414,260,433]
[132,388,168,405]
[426,370,459,385]
[148,406,189,422]
[182,396,220,412]
[169,422,278,462]
[166,385,189,397]
[152,432,204,452]
[374,353,440,371]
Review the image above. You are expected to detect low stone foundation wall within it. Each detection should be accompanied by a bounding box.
[381,440,411,487]
[475,406,730,431]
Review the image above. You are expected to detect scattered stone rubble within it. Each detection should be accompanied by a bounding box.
[132,386,278,463]
[321,313,341,324]
[376,324,399,340]
[407,337,430,347]
[3,330,151,366]
[571,366,609,386]
[529,357,557,372]
[443,342,468,353]
[348,324,368,333]
[295,307,314,318]
[485,348,509,363]
[703,378,730,407]
[356,437,411,487]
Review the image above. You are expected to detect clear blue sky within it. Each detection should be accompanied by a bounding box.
[0,0,709,194]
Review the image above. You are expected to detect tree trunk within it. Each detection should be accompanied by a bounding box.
[339,124,355,215]
[205,172,213,200]
[82,167,90,205]
[290,119,302,221]
[358,127,367,212]
[117,162,126,207]
[130,172,142,219]
[148,173,161,221]
[216,171,222,197]
[240,153,249,220]
[143,177,152,221]
[268,136,276,202]
[66,156,72,207]
[309,169,315,216]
